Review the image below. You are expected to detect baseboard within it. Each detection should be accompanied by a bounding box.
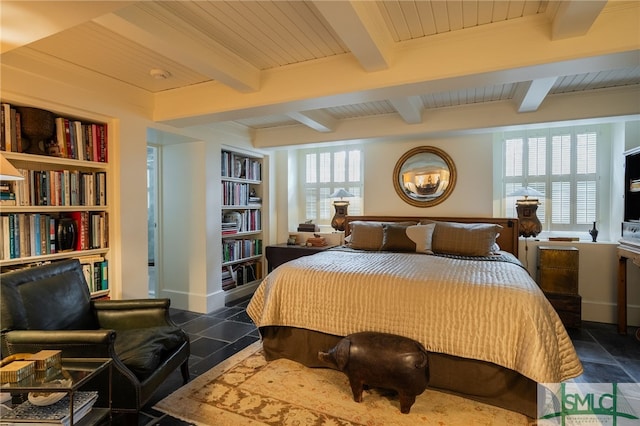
[582,300,640,327]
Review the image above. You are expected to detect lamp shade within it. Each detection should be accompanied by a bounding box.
[508,186,543,198]
[328,188,354,199]
[0,153,24,181]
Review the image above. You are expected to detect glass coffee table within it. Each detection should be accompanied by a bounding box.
[0,358,112,425]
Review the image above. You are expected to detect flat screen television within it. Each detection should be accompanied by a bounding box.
[624,147,640,222]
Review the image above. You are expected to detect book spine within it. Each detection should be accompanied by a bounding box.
[9,107,16,152]
[15,110,22,152]
[55,116,67,158]
[49,216,56,254]
[33,213,40,256]
[2,104,11,151]
[1,215,8,260]
[73,120,84,161]
[64,118,73,159]
[100,259,108,290]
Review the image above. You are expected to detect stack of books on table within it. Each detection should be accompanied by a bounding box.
[0,391,98,426]
[297,223,319,232]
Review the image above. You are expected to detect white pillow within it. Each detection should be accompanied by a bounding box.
[405,223,436,254]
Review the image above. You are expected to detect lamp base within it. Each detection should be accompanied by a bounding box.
[331,201,349,231]
[515,199,542,237]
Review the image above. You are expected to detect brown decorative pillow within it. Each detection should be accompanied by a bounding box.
[348,221,418,250]
[380,223,416,252]
[431,221,503,256]
[347,221,385,250]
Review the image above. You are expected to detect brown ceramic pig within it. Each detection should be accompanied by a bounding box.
[318,331,429,414]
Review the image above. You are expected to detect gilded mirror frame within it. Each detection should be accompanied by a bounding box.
[393,146,457,207]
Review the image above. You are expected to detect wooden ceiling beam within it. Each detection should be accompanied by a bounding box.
[513,77,558,113]
[550,0,608,40]
[389,96,424,124]
[311,0,393,72]
[286,110,337,133]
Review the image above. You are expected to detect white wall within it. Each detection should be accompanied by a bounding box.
[363,135,494,215]
[160,141,212,312]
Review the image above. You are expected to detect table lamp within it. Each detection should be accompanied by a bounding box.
[508,187,544,237]
[328,188,354,231]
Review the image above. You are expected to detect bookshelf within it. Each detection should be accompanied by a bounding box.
[220,148,263,303]
[0,102,110,299]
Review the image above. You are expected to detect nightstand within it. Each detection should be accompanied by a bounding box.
[265,244,335,272]
[537,246,581,328]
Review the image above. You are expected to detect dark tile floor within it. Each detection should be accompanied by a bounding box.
[129,299,640,425]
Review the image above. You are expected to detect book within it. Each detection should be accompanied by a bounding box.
[69,211,88,251]
[75,255,104,292]
[0,102,5,151]
[1,391,97,426]
[54,117,67,158]
[100,259,108,290]
[14,110,22,153]
[297,223,319,232]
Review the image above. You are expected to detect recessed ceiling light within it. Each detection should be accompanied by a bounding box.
[150,69,171,79]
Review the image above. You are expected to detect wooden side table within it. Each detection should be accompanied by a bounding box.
[265,244,334,272]
[617,244,640,334]
[537,246,581,328]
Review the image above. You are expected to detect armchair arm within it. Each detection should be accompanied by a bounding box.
[92,298,176,330]
[3,329,117,359]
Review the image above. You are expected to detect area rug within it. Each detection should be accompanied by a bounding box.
[154,341,530,425]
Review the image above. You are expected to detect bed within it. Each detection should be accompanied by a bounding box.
[246,216,583,418]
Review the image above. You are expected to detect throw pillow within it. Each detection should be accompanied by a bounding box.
[347,221,385,250]
[406,223,436,254]
[381,223,416,252]
[432,221,503,256]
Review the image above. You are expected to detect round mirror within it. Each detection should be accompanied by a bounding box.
[393,146,457,207]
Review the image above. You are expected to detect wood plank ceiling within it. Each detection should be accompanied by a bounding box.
[1,1,638,145]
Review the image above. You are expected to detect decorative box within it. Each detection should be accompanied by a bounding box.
[0,360,35,383]
[27,350,62,371]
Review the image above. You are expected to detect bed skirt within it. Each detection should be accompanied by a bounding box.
[259,326,537,419]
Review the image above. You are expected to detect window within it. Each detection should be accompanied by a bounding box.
[299,146,363,225]
[501,126,602,233]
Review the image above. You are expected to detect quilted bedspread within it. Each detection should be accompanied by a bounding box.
[246,248,583,384]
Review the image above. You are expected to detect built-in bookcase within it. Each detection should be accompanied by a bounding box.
[0,101,111,299]
[220,148,263,302]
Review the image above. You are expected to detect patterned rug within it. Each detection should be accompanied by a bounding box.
[154,341,530,425]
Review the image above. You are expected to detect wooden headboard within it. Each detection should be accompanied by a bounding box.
[344,216,520,257]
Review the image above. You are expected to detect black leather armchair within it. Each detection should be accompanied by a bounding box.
[0,259,190,418]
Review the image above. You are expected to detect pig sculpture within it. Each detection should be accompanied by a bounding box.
[318,331,429,414]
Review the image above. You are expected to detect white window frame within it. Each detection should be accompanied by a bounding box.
[298,146,363,226]
[497,124,611,239]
